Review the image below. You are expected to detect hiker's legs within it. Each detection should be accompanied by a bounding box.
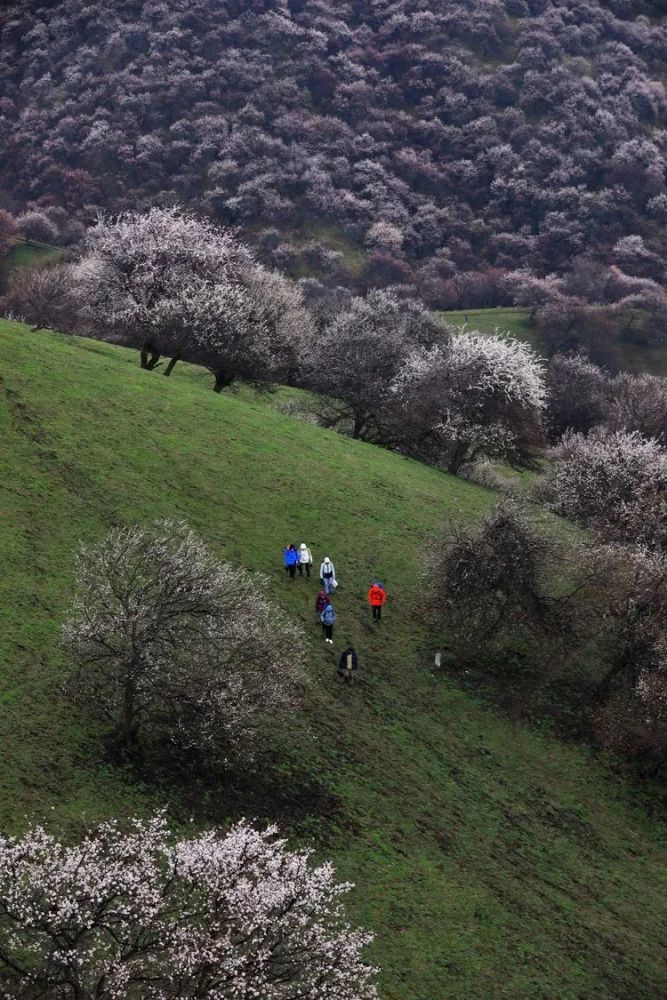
[321,622,326,639]
[323,577,331,594]
[289,565,296,579]
[305,563,311,578]
[297,564,303,576]
[325,624,333,641]
[376,605,382,620]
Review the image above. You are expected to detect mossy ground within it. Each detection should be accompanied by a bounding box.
[0,320,666,999]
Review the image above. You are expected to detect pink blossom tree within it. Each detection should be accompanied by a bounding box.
[0,812,379,999]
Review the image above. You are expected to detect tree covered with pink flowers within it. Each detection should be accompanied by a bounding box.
[0,812,378,998]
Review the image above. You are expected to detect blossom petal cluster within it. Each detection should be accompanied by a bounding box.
[0,814,378,999]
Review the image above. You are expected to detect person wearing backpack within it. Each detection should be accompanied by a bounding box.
[297,542,313,578]
[284,543,299,579]
[367,581,387,621]
[320,556,336,594]
[337,645,359,685]
[320,597,336,643]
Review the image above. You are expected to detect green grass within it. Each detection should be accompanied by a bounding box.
[0,241,61,293]
[1,320,666,999]
[441,306,667,375]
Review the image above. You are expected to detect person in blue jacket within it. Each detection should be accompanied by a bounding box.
[320,597,336,643]
[284,543,299,579]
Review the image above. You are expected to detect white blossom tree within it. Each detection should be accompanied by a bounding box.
[391,331,546,473]
[76,206,253,374]
[543,428,667,549]
[607,372,667,443]
[0,812,378,999]
[77,207,311,390]
[194,264,313,392]
[62,521,305,764]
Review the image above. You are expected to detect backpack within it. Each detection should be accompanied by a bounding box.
[323,605,336,625]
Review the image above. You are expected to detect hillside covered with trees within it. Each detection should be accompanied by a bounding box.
[2,0,667,311]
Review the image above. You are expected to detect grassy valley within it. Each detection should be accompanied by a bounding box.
[1,320,666,998]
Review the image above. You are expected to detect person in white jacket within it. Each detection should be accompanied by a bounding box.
[297,542,313,578]
[320,557,336,594]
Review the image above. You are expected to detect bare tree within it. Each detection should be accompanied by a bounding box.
[62,521,305,765]
[305,290,441,441]
[426,502,593,654]
[2,262,76,333]
[545,352,610,441]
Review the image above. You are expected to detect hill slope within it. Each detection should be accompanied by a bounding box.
[2,1,667,305]
[0,320,666,999]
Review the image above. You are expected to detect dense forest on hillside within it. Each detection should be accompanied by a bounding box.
[1,0,667,307]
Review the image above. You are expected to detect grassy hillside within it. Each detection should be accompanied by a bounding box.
[442,306,667,375]
[1,320,666,999]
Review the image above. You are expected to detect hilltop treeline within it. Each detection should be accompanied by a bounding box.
[1,0,667,307]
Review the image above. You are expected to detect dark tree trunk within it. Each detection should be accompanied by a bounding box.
[140,342,161,370]
[164,352,181,377]
[352,412,367,439]
[446,441,470,475]
[213,370,235,393]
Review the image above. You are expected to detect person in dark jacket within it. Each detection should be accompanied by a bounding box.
[320,597,336,643]
[284,543,299,579]
[337,646,359,685]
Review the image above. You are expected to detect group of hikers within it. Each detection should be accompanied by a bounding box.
[283,543,388,686]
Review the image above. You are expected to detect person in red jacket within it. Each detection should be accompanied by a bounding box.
[367,582,387,621]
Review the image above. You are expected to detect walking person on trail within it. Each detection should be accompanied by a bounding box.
[315,589,328,616]
[284,543,299,579]
[368,582,387,621]
[297,542,313,577]
[320,597,336,644]
[320,556,336,594]
[337,645,359,686]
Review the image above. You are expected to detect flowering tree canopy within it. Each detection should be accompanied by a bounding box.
[62,521,305,764]
[391,331,546,472]
[77,207,311,388]
[77,206,252,371]
[0,812,378,999]
[544,428,667,549]
[305,290,440,440]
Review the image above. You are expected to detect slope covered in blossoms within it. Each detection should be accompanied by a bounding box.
[1,1,667,307]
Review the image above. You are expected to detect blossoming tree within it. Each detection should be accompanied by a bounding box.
[62,521,305,764]
[0,812,378,999]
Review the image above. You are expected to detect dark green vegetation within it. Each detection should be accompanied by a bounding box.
[443,306,667,376]
[1,320,666,999]
[0,242,60,293]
